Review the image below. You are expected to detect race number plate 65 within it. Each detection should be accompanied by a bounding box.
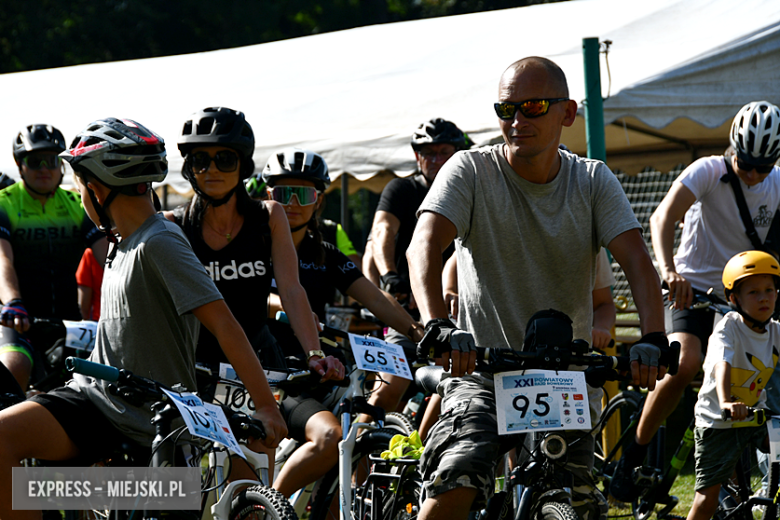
[494,370,590,435]
[349,334,412,380]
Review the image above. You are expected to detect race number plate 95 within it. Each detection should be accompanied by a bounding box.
[494,370,590,435]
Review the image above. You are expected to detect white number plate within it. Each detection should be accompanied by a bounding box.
[62,320,97,352]
[494,370,590,435]
[162,389,246,460]
[768,416,780,462]
[349,334,412,380]
[215,363,290,413]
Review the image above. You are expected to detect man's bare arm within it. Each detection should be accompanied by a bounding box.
[608,228,667,390]
[372,210,402,276]
[649,182,696,309]
[407,211,457,323]
[407,211,476,376]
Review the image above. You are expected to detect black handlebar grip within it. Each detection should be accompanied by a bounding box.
[666,341,681,376]
[65,357,120,382]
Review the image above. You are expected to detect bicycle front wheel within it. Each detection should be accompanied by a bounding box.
[594,390,642,489]
[384,412,415,436]
[231,485,299,520]
[536,501,578,520]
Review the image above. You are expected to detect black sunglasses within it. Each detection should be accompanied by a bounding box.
[494,98,569,120]
[188,150,239,173]
[736,159,774,175]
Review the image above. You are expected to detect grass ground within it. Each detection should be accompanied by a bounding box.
[606,454,766,520]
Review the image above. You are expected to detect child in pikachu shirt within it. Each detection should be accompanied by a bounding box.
[689,251,780,520]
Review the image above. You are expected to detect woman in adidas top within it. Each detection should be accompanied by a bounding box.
[165,107,344,383]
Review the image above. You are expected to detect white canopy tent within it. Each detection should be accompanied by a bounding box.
[1,0,779,194]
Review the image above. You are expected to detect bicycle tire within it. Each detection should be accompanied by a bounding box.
[384,412,416,436]
[763,461,779,520]
[380,463,422,520]
[309,428,398,520]
[535,501,578,520]
[594,390,642,487]
[231,485,299,520]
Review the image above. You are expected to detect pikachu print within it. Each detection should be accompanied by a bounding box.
[730,348,779,406]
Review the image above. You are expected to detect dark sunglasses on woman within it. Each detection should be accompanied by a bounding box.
[189,150,239,173]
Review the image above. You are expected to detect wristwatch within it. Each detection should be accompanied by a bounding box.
[307,349,326,361]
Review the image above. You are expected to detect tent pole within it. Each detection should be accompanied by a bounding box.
[582,37,606,162]
[341,173,349,235]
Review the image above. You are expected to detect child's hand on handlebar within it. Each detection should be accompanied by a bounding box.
[308,355,345,382]
[591,328,612,350]
[722,402,748,422]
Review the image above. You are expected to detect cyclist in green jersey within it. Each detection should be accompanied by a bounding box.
[0,125,106,391]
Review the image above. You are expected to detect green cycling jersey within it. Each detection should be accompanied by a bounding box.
[0,182,101,319]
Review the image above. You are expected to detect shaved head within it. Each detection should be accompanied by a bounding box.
[499,57,569,98]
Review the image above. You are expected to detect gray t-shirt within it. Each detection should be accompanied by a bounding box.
[73,214,223,443]
[419,145,640,348]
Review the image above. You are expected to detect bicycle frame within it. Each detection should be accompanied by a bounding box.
[209,445,271,520]
[281,366,377,519]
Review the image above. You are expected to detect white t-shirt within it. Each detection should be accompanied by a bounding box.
[595,248,615,290]
[675,156,780,296]
[695,311,780,428]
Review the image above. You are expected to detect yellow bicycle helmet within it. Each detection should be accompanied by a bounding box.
[722,250,780,299]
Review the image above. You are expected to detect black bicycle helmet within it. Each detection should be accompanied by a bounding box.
[262,148,331,192]
[179,107,254,160]
[729,101,780,166]
[12,124,67,164]
[411,118,469,152]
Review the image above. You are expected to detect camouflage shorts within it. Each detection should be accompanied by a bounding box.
[420,376,607,520]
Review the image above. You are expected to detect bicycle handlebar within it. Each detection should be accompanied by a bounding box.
[720,406,768,426]
[66,357,267,440]
[66,357,120,382]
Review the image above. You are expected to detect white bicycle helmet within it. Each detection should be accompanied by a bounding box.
[61,117,167,187]
[729,101,780,166]
[262,148,330,192]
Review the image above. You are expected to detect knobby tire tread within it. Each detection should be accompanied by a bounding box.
[536,501,579,520]
[231,485,299,520]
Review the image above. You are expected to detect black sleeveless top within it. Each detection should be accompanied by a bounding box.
[173,201,272,366]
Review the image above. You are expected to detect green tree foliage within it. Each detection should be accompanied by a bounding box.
[0,0,566,73]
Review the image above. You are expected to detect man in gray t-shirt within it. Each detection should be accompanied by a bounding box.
[407,57,670,520]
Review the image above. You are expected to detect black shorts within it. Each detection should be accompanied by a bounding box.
[28,385,148,465]
[665,304,716,353]
[279,393,330,441]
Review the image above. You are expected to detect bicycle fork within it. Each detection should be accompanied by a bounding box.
[337,396,386,520]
